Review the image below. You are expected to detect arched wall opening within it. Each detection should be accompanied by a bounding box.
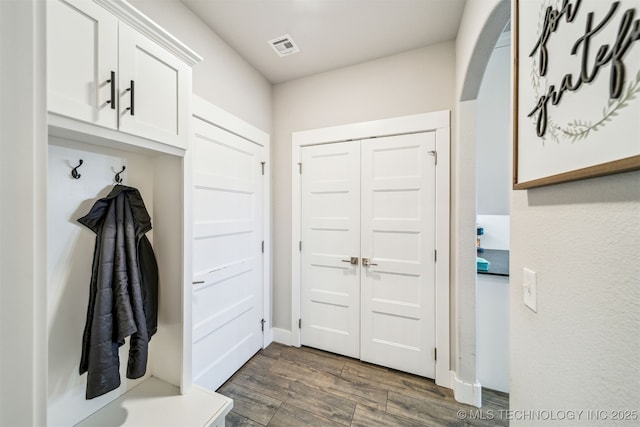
[450,0,510,407]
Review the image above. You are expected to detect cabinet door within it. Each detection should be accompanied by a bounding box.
[118,22,190,149]
[47,0,118,129]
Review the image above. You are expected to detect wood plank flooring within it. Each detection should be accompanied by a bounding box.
[218,343,509,427]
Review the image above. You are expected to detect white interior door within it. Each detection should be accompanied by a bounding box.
[191,117,264,391]
[360,133,437,378]
[300,142,361,358]
[300,133,437,378]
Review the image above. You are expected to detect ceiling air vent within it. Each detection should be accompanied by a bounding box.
[268,34,300,57]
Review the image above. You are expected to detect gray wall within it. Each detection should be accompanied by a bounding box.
[476,43,510,215]
[503,0,639,419]
[271,43,456,330]
[510,173,640,424]
[128,0,272,133]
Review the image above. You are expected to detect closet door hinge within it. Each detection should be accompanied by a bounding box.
[428,150,438,165]
[299,241,302,251]
[261,240,265,253]
[434,348,437,361]
[261,318,266,332]
[298,318,302,329]
[261,161,266,175]
[298,162,302,174]
[434,249,437,262]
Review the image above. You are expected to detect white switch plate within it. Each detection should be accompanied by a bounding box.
[523,268,537,312]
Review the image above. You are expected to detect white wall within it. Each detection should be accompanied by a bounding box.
[271,43,455,330]
[0,1,48,425]
[47,140,154,426]
[510,172,640,425]
[128,0,272,133]
[476,42,510,215]
[477,274,509,393]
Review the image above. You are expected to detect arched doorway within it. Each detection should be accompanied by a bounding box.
[450,0,510,407]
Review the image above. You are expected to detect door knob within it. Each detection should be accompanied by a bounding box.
[341,256,359,265]
[362,258,378,267]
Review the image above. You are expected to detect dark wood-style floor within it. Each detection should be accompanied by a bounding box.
[217,343,508,426]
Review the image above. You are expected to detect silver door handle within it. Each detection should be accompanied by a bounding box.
[362,258,377,267]
[192,280,204,284]
[341,257,359,265]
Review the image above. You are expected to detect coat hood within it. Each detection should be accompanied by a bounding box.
[78,185,152,238]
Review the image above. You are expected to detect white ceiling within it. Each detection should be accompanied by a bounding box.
[181,0,467,84]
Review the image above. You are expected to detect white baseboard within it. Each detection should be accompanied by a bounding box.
[262,327,274,348]
[450,370,482,408]
[271,328,292,346]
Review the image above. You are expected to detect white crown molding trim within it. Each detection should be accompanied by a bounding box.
[450,370,482,408]
[94,0,203,66]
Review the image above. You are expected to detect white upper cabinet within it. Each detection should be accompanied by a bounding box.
[118,22,189,147]
[47,0,119,130]
[47,0,201,149]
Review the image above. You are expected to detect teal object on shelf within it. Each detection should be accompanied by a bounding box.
[477,257,490,271]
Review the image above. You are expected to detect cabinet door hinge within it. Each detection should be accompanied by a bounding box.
[298,318,302,329]
[434,348,437,361]
[428,150,438,165]
[298,162,302,174]
[261,318,266,332]
[261,240,265,253]
[261,161,266,175]
[434,249,437,262]
[299,241,302,251]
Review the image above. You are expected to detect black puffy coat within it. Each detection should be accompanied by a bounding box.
[77,185,158,399]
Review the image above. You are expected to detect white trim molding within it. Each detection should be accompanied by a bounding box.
[271,328,293,346]
[450,370,483,408]
[290,111,451,388]
[94,0,203,66]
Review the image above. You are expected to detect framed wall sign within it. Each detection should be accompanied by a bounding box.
[514,0,640,189]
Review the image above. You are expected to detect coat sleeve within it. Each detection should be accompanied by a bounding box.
[138,235,158,338]
[122,196,150,379]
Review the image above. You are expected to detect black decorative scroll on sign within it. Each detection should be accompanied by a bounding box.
[527,0,640,138]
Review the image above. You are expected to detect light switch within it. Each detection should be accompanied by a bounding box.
[523,268,537,312]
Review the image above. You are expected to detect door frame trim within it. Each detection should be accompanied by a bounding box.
[291,111,451,388]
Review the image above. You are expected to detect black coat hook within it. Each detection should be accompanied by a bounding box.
[115,165,126,184]
[71,159,83,179]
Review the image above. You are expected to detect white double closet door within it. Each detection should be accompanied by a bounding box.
[301,132,437,378]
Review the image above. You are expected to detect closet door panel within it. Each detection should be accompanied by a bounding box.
[118,22,189,148]
[360,132,437,378]
[47,0,118,129]
[300,141,361,358]
[191,118,264,391]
